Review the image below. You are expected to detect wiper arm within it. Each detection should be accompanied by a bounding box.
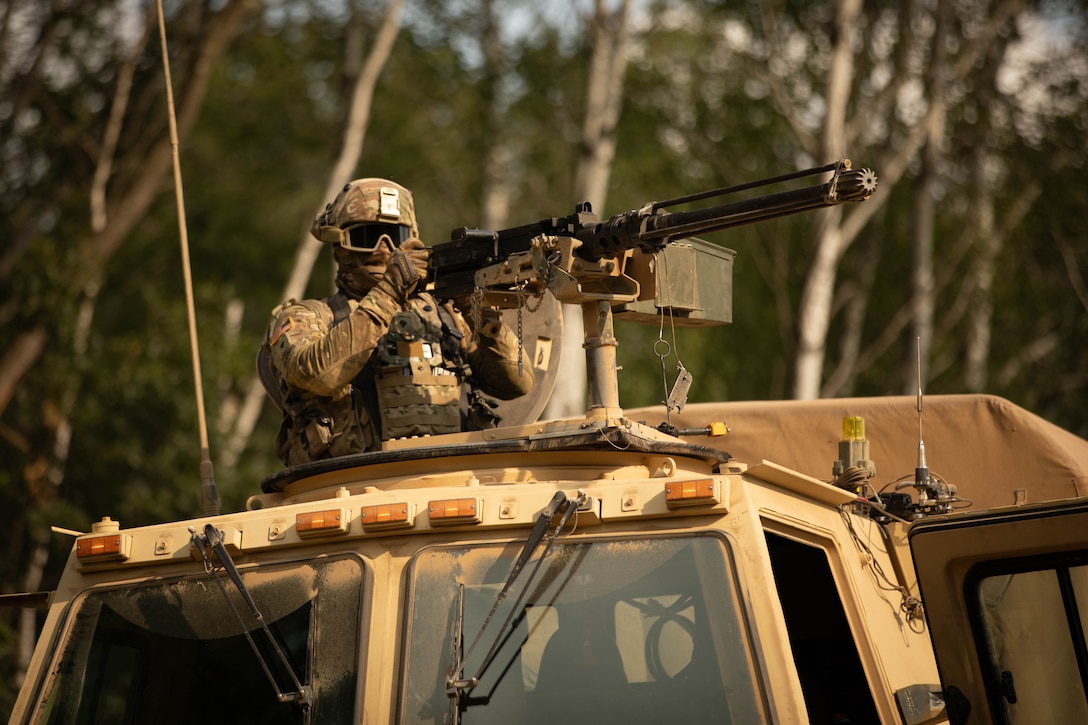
[474,491,584,680]
[446,490,587,713]
[459,608,529,709]
[191,524,314,713]
[446,584,468,725]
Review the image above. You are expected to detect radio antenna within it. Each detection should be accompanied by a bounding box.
[914,337,928,490]
[156,0,219,516]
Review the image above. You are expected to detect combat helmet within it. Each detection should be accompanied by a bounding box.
[311,178,419,252]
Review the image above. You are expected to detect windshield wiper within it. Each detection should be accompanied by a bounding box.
[190,524,314,716]
[446,584,468,725]
[446,490,587,718]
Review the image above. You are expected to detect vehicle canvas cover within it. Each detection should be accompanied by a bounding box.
[629,394,1088,509]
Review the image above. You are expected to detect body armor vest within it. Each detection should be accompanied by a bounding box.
[371,306,465,440]
[262,292,501,467]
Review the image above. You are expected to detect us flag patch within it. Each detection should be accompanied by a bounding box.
[270,317,293,345]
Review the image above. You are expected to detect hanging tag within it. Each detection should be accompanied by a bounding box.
[666,365,693,413]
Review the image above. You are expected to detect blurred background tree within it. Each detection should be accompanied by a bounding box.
[1,0,1086,713]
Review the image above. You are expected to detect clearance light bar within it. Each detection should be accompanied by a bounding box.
[664,478,720,508]
[428,497,482,525]
[360,502,415,531]
[296,509,349,537]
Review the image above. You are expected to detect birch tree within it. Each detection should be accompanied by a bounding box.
[477,0,515,231]
[744,0,1032,398]
[543,0,633,420]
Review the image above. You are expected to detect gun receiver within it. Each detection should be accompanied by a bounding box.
[429,159,876,301]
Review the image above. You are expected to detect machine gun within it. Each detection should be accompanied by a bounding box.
[428,159,876,421]
[428,159,877,304]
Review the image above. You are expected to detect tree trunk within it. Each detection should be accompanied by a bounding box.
[908,136,938,393]
[822,236,880,397]
[0,330,47,418]
[543,0,631,421]
[964,147,996,392]
[784,0,1024,399]
[794,207,846,399]
[478,0,513,232]
[904,2,952,394]
[791,0,859,400]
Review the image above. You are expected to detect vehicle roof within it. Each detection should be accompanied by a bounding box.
[627,393,1088,510]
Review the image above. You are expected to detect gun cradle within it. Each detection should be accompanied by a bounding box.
[473,235,640,308]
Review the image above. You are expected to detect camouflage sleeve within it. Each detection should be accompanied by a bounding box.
[457,306,535,400]
[269,292,397,398]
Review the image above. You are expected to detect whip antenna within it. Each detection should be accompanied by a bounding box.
[915,337,928,490]
[156,0,219,516]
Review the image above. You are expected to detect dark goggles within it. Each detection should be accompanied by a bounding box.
[341,222,411,252]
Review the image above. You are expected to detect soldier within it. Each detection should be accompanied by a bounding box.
[259,178,534,466]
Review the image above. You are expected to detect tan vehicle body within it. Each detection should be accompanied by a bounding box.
[13,168,1088,724]
[16,392,1088,725]
[12,411,940,722]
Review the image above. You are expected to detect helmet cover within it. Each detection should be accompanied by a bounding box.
[311,178,419,246]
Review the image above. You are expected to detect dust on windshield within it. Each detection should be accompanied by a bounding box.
[402,535,766,725]
[33,555,366,725]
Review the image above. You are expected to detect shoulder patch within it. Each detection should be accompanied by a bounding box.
[270,316,293,345]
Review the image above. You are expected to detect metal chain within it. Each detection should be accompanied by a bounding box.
[523,285,545,313]
[516,284,525,377]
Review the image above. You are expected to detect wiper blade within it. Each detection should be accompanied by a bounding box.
[191,524,313,713]
[446,490,587,712]
[446,584,469,725]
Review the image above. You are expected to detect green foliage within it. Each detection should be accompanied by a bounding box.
[2,0,1088,713]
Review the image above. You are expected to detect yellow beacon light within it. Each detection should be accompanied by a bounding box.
[843,415,865,441]
[834,415,876,488]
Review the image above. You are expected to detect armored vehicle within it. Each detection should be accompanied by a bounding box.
[8,164,1088,725]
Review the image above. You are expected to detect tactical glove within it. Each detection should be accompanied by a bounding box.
[402,237,430,279]
[375,239,428,302]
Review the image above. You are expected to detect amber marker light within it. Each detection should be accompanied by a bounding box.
[75,517,131,563]
[296,509,349,536]
[75,535,125,559]
[360,502,415,531]
[428,498,482,525]
[664,479,719,508]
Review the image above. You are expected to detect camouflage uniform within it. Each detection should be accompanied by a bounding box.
[260,178,533,467]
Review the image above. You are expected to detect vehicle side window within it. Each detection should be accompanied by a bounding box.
[972,560,1088,724]
[765,532,881,724]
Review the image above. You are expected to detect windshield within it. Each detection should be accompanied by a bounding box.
[402,534,765,724]
[33,556,366,725]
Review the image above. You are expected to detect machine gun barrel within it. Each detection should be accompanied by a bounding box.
[574,161,876,260]
[429,160,876,300]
